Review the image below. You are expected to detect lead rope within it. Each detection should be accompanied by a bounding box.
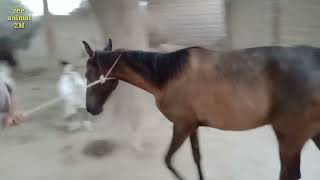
[12,54,123,121]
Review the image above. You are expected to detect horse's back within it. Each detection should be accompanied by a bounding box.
[241,45,320,66]
[160,45,320,131]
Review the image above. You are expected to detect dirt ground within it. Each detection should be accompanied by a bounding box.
[0,69,320,180]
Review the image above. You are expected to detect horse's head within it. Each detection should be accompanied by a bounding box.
[82,39,119,115]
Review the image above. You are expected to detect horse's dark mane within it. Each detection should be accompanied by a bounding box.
[97,47,200,87]
[122,48,197,87]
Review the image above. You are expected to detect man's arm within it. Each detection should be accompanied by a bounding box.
[1,82,24,127]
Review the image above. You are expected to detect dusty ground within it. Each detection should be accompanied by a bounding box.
[0,69,320,180]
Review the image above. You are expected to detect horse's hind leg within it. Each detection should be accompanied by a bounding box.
[274,129,306,180]
[165,124,194,180]
[312,133,320,150]
[190,129,204,180]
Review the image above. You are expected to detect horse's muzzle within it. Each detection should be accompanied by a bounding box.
[86,106,103,115]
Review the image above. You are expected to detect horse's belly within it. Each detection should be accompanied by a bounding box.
[198,107,269,131]
[192,83,271,131]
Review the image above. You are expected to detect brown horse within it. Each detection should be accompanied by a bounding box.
[82,39,320,180]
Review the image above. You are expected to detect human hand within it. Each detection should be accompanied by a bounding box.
[2,112,26,127]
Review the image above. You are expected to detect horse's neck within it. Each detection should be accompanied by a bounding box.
[105,49,189,98]
[113,51,165,97]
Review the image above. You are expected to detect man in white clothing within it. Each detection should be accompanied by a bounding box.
[0,61,23,128]
[57,60,93,131]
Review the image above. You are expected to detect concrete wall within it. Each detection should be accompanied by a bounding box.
[89,0,148,50]
[227,0,320,49]
[226,0,274,49]
[17,14,103,69]
[280,0,320,47]
[148,0,226,47]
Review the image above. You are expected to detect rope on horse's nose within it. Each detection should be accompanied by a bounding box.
[100,75,107,84]
[85,54,122,89]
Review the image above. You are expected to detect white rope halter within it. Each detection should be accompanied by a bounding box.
[23,54,122,117]
[86,54,122,88]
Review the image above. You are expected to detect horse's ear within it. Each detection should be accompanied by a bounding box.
[104,38,112,51]
[82,41,94,58]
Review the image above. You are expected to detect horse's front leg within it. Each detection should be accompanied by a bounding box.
[165,123,194,180]
[190,129,205,180]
